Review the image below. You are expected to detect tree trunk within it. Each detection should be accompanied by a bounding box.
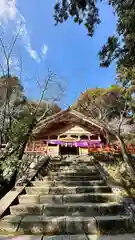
[116,134,135,176]
[18,119,37,160]
[105,130,110,144]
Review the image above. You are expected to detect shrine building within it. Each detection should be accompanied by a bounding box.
[26,109,107,156]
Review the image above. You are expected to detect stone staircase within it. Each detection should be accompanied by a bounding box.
[0,155,135,236]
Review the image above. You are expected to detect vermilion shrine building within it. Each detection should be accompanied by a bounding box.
[26,109,107,156]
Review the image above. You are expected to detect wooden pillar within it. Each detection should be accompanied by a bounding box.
[46,141,48,154]
[79,147,81,155]
[32,142,35,152]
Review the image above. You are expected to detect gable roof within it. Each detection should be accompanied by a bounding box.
[33,108,105,139]
[70,109,104,129]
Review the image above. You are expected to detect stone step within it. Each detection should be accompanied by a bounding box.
[49,186,112,194]
[31,180,55,187]
[47,171,99,177]
[25,186,112,195]
[43,175,103,181]
[50,163,95,168]
[52,168,97,172]
[62,160,93,163]
[50,165,96,169]
[10,202,125,216]
[19,193,117,204]
[51,165,96,170]
[44,234,135,240]
[55,166,96,170]
[62,193,118,204]
[65,215,134,234]
[1,155,134,236]
[31,180,106,187]
[19,194,41,204]
[0,215,133,234]
[39,193,117,203]
[50,162,94,167]
[51,158,92,161]
[19,194,63,204]
[0,234,134,240]
[0,215,22,233]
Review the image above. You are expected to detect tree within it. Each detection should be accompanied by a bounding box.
[54,1,135,73]
[73,86,135,174]
[23,100,61,119]
[73,85,127,120]
[0,25,65,172]
[0,69,64,173]
[116,66,135,114]
[0,75,26,144]
[0,29,26,144]
[54,0,100,37]
[99,1,135,69]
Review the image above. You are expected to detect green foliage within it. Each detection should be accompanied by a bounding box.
[73,86,127,120]
[8,116,34,146]
[117,66,135,92]
[103,159,135,198]
[54,0,100,37]
[0,154,19,172]
[99,1,135,70]
[0,74,61,162]
[7,99,61,151]
[81,88,105,99]
[123,133,135,144]
[99,36,120,67]
[116,66,135,116]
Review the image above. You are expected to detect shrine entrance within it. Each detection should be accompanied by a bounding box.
[59,145,79,155]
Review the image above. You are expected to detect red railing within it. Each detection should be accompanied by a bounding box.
[88,144,135,154]
[24,142,135,155]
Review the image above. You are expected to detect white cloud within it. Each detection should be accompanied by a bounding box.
[16,14,41,63]
[0,0,48,63]
[0,0,16,24]
[42,44,48,57]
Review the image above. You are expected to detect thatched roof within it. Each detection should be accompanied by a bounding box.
[33,108,105,140]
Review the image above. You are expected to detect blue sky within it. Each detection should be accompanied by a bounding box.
[0,0,117,108]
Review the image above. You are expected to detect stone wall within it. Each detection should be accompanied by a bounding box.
[0,153,50,199]
[16,153,50,185]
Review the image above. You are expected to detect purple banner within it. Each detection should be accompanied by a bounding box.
[46,140,102,147]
